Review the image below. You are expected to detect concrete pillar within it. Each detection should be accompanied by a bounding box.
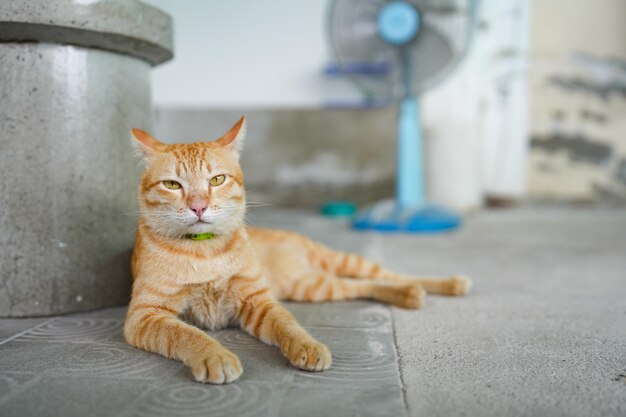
[0,0,173,316]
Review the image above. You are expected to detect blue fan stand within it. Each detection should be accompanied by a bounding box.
[351,1,462,234]
[352,200,460,233]
[351,95,462,234]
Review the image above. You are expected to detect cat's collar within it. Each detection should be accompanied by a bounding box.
[185,232,218,241]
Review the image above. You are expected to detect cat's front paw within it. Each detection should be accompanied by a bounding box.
[281,337,332,371]
[190,349,243,384]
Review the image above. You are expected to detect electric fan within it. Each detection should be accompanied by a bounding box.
[328,0,477,232]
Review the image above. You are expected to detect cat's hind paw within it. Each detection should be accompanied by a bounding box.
[399,284,426,309]
[375,283,426,309]
[445,275,472,296]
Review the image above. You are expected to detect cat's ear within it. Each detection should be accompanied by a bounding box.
[130,128,166,159]
[215,116,246,158]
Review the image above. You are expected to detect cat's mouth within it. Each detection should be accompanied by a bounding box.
[185,219,214,229]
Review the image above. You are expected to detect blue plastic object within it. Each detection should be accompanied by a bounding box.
[350,0,462,233]
[352,200,460,233]
[377,1,420,45]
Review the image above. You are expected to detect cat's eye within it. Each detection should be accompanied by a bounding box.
[163,180,182,190]
[210,175,226,186]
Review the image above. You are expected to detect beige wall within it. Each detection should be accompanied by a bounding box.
[153,108,397,207]
[529,0,626,201]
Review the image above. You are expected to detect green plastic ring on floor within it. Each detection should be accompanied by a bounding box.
[320,201,357,217]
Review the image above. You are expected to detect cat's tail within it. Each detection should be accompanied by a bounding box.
[309,242,471,296]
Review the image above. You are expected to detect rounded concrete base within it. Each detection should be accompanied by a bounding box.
[0,43,151,316]
[0,0,172,317]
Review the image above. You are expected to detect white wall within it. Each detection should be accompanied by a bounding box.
[423,0,530,207]
[143,0,360,108]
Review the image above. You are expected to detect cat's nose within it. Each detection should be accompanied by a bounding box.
[189,201,208,217]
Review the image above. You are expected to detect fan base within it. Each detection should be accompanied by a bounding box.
[352,200,460,233]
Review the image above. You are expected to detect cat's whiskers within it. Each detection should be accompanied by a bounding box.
[242,214,257,228]
[125,226,139,239]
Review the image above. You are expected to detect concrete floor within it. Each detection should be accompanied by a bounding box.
[1,206,625,416]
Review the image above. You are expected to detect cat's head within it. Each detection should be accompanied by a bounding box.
[131,116,247,239]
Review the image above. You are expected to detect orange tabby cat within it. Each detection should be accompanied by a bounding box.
[124,116,471,384]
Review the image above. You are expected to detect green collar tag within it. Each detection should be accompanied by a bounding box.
[186,232,217,241]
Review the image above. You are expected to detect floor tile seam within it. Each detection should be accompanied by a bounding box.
[0,369,169,381]
[49,317,124,322]
[1,339,129,346]
[0,373,44,407]
[390,307,410,416]
[0,318,57,347]
[61,316,125,320]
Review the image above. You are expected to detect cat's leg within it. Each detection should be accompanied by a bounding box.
[398,275,471,295]
[124,289,243,384]
[285,271,425,309]
[231,276,332,371]
[316,249,470,296]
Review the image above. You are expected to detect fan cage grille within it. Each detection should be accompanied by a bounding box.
[327,0,477,97]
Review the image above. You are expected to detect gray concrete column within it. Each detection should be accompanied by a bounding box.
[0,0,173,316]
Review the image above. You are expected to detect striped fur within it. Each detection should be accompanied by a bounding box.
[124,117,471,384]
